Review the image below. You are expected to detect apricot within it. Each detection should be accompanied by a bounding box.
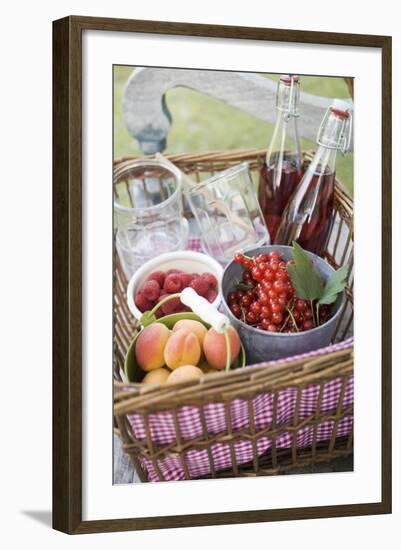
[142,367,170,386]
[135,323,170,372]
[203,326,241,370]
[164,328,201,370]
[166,365,203,384]
[172,319,207,346]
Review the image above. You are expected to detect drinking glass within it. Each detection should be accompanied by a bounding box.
[186,162,269,264]
[114,159,188,278]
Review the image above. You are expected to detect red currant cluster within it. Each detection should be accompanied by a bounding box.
[228,251,330,333]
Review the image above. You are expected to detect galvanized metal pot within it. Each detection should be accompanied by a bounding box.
[221,245,345,364]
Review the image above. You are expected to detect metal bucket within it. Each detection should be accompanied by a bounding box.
[221,245,345,364]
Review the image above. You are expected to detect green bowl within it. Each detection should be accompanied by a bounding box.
[124,312,246,383]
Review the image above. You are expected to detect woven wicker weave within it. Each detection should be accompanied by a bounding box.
[113,149,354,482]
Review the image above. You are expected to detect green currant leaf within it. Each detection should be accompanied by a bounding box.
[139,311,157,326]
[286,241,324,301]
[318,265,348,305]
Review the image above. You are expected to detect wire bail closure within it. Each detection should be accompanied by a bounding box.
[316,106,353,155]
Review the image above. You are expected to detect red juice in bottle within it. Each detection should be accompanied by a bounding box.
[259,158,303,239]
[258,75,303,241]
[275,166,335,255]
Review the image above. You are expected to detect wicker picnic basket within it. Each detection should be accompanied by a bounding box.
[113,149,354,482]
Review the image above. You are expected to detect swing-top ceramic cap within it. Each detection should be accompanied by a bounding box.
[280,74,300,84]
[318,98,353,151]
[330,98,353,116]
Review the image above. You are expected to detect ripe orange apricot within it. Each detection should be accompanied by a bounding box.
[135,323,170,371]
[142,367,170,385]
[203,326,240,370]
[172,319,207,346]
[166,365,203,384]
[164,328,201,370]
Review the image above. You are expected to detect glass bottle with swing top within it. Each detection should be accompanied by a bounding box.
[258,75,303,241]
[274,98,353,256]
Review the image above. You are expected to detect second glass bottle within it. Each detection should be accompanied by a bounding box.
[274,98,353,255]
[258,74,303,241]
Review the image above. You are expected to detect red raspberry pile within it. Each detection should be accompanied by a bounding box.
[227,251,330,333]
[135,269,218,317]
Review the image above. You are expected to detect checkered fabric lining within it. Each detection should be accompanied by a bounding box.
[141,417,353,482]
[128,337,354,482]
[127,238,354,481]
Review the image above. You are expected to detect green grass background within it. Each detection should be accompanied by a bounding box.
[114,66,353,193]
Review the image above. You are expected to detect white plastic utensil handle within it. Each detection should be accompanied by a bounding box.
[180,287,230,333]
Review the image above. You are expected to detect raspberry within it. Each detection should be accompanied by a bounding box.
[202,272,218,288]
[154,307,164,319]
[205,288,218,303]
[134,292,153,313]
[142,280,160,301]
[156,293,170,315]
[189,276,210,297]
[147,270,165,287]
[173,303,191,313]
[166,269,182,275]
[163,273,183,293]
[160,295,182,315]
[177,272,193,287]
[157,292,168,303]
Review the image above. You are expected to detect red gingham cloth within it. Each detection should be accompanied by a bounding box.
[127,238,354,481]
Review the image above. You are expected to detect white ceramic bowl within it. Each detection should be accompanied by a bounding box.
[127,250,224,320]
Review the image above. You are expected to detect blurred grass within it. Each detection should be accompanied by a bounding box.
[114,66,353,193]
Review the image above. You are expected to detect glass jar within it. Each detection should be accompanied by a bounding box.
[114,159,189,278]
